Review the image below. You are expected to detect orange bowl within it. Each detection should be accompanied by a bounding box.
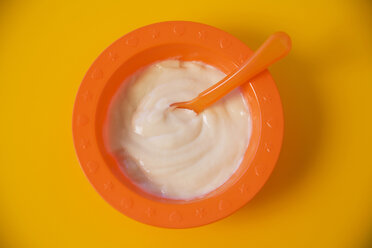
[72,21,284,228]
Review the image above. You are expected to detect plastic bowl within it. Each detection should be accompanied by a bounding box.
[72,21,283,228]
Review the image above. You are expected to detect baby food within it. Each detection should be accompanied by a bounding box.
[106,60,252,199]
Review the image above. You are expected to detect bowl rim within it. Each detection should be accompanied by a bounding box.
[72,21,284,228]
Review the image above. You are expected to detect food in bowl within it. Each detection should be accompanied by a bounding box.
[105,59,252,199]
[72,21,284,228]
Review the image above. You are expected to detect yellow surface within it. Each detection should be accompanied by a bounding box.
[1,0,372,247]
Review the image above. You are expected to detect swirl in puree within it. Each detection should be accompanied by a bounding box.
[106,60,252,199]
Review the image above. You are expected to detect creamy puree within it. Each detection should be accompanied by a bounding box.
[106,60,252,200]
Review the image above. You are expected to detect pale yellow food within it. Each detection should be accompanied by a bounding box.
[106,60,252,199]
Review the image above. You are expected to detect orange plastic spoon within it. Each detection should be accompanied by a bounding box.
[170,32,291,114]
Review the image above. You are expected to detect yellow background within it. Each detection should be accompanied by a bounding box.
[1,0,372,247]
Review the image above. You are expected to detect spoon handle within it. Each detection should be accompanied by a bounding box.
[186,32,291,114]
